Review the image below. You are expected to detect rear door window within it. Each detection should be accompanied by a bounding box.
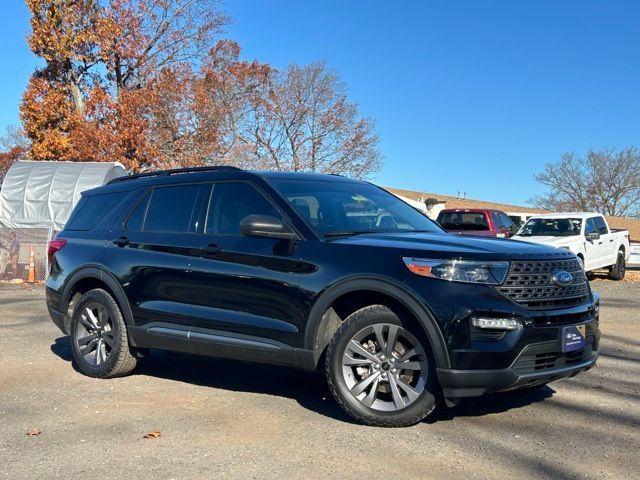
[66,193,122,231]
[143,184,201,233]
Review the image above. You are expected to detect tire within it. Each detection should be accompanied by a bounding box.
[576,256,593,279]
[70,288,137,378]
[325,305,439,427]
[608,251,626,280]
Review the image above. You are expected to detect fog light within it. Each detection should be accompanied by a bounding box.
[472,317,521,330]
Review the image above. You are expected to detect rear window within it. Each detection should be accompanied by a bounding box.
[66,193,122,231]
[437,212,489,231]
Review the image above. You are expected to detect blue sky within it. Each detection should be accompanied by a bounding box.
[2,1,639,205]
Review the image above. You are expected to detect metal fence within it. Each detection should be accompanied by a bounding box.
[0,227,56,283]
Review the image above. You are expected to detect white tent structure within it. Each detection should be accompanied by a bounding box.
[0,160,126,230]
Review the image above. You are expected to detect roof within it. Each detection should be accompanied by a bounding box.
[526,212,603,220]
[91,167,363,197]
[386,187,548,214]
[0,160,126,230]
[385,186,640,241]
[254,170,359,182]
[439,207,509,213]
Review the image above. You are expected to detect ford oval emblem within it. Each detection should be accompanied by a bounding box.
[551,270,573,287]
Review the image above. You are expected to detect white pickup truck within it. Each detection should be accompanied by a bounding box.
[513,212,631,279]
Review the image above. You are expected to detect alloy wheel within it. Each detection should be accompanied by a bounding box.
[74,302,116,367]
[341,323,428,412]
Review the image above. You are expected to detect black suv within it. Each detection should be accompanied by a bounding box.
[46,167,599,426]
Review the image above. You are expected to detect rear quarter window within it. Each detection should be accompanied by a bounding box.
[65,193,122,231]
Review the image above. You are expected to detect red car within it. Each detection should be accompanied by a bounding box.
[436,208,517,238]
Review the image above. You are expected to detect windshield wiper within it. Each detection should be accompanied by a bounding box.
[323,230,374,237]
[323,229,433,238]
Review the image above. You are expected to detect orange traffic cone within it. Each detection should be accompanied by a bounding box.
[28,249,35,283]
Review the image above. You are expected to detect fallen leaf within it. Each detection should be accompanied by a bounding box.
[26,429,41,436]
[143,431,161,439]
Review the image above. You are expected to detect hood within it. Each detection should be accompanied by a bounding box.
[328,232,572,260]
[512,235,577,248]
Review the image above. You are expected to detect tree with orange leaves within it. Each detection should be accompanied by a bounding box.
[20,1,381,178]
[21,0,228,171]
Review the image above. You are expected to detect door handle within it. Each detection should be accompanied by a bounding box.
[113,237,131,247]
[200,244,219,256]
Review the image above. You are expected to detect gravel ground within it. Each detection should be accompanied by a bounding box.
[0,280,639,480]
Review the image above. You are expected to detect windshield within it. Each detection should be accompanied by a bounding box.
[437,212,489,231]
[269,179,443,237]
[518,218,582,237]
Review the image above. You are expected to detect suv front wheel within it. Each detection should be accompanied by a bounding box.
[70,288,137,378]
[325,305,439,427]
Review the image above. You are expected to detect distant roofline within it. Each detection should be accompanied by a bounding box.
[384,186,640,240]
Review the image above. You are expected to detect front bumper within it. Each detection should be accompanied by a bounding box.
[437,340,598,398]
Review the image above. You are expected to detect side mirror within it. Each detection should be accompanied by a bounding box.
[240,215,297,240]
[586,232,600,241]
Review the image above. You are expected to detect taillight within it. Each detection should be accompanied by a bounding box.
[47,238,67,264]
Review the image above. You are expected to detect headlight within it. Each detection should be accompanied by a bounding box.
[402,257,509,285]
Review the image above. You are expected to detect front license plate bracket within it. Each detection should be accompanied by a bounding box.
[562,324,586,352]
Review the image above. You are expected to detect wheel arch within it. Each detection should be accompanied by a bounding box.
[60,265,135,328]
[304,277,450,370]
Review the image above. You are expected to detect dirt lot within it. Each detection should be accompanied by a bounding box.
[1,280,639,480]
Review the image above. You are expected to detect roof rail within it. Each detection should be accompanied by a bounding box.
[108,165,242,184]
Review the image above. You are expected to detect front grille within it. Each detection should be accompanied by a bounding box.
[533,311,592,327]
[513,341,593,374]
[497,259,589,309]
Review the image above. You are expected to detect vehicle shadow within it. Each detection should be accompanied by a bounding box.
[51,336,355,424]
[425,386,555,423]
[51,336,555,426]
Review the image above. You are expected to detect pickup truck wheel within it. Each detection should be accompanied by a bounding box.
[325,305,438,427]
[70,289,137,378]
[608,251,626,280]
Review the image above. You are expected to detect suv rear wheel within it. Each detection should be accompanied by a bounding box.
[325,305,438,427]
[70,288,137,378]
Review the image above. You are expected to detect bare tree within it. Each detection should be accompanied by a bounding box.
[533,148,640,217]
[0,125,29,185]
[106,0,228,92]
[245,62,382,179]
